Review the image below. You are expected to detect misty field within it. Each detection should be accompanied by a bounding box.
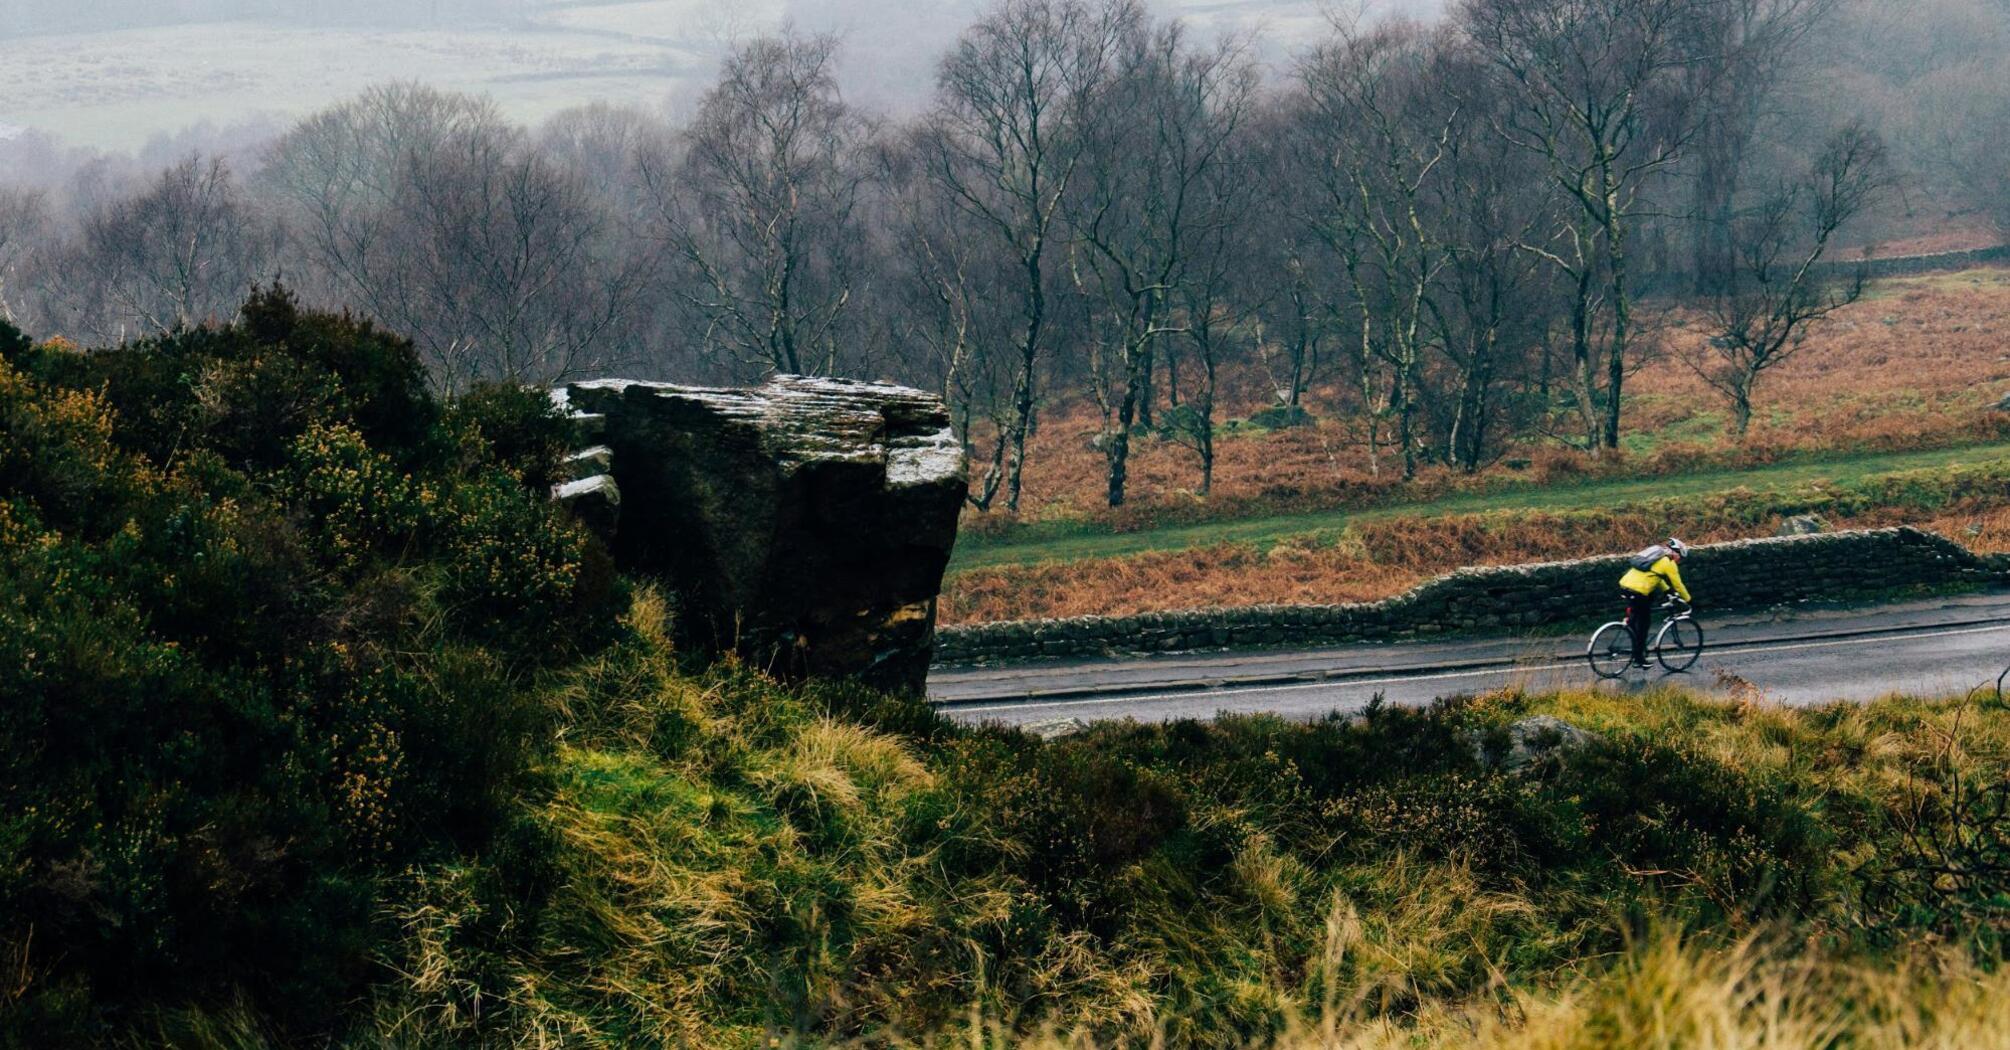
[3,0,1345,151]
[3,4,737,149]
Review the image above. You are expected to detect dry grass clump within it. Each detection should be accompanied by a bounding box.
[1920,501,2010,549]
[905,937,2010,1050]
[369,589,1010,1048]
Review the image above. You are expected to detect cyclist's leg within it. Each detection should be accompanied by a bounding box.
[1625,591,1653,665]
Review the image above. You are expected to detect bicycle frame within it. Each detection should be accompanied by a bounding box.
[1590,598,1701,680]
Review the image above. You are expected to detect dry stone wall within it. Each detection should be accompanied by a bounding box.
[935,527,2008,665]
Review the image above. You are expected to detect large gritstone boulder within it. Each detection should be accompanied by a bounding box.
[560,376,966,694]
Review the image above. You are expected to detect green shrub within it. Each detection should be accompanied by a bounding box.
[282,422,426,577]
[0,317,30,359]
[0,292,601,1041]
[1246,403,1316,430]
[447,381,574,492]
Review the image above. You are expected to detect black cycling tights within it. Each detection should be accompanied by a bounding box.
[1625,591,1656,665]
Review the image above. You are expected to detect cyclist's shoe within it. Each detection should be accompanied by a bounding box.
[1630,660,1651,670]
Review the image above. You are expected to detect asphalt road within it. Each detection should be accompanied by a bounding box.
[930,591,2010,726]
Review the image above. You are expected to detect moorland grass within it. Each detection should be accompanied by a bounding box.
[127,595,2010,1048]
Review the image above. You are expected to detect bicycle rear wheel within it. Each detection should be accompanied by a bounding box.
[1655,619,1704,673]
[1587,621,1635,679]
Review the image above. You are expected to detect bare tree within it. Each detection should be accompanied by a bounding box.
[1912,54,2010,236]
[265,84,645,390]
[402,138,654,389]
[1425,40,1560,472]
[923,0,1125,512]
[1242,101,1331,425]
[263,82,507,324]
[1687,123,1886,435]
[652,32,875,378]
[1464,0,1717,451]
[881,130,1024,509]
[1067,12,1256,505]
[1297,21,1459,481]
[1163,107,1265,496]
[1684,0,1840,296]
[0,188,48,326]
[39,157,277,343]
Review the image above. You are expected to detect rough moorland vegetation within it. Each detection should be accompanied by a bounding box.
[943,269,2010,622]
[0,290,621,1037]
[9,297,2010,1048]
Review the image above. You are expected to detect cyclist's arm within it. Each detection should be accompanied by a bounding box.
[1662,559,1692,603]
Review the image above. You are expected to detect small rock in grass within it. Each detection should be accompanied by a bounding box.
[1022,717,1089,741]
[1469,715,1598,773]
[1777,514,1829,536]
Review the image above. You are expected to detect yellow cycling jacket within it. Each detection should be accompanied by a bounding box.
[1620,556,1690,601]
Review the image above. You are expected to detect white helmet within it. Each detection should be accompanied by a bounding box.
[1666,538,1690,557]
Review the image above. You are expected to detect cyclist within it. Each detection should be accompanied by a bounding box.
[1619,538,1692,668]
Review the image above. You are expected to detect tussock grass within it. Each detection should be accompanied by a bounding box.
[102,589,2010,1048]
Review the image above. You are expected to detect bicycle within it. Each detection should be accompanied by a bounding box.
[1587,598,1704,680]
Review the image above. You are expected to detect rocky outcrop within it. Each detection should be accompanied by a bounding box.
[552,473,622,539]
[559,375,966,694]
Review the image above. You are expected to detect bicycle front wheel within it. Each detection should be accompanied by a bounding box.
[1655,618,1704,673]
[1587,621,1635,680]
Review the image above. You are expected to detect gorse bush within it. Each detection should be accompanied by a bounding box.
[445,381,576,494]
[0,289,616,1040]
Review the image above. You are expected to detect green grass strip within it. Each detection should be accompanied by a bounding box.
[949,440,2010,572]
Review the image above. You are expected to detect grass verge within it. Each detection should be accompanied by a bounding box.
[952,440,2010,572]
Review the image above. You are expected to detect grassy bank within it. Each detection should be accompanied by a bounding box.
[942,451,2010,623]
[124,600,2010,1048]
[952,440,2010,571]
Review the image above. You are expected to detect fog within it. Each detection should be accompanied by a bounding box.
[3,0,1443,154]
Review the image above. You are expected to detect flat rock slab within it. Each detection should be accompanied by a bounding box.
[566,375,966,694]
